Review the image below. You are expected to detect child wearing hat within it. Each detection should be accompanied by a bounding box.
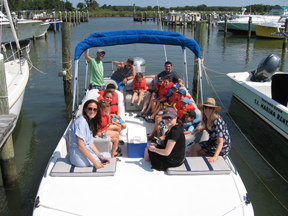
[182,110,201,135]
[176,97,195,120]
[189,97,231,162]
[144,108,186,171]
[131,72,147,108]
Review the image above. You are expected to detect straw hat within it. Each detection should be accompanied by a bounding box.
[197,98,221,113]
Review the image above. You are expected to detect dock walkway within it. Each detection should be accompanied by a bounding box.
[0,114,17,148]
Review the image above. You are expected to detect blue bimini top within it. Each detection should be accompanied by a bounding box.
[74,30,201,60]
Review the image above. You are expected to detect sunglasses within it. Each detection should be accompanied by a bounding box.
[172,88,177,91]
[87,107,97,112]
[162,116,173,121]
[99,52,105,56]
[204,106,213,110]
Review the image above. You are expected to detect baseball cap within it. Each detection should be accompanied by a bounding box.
[183,109,196,118]
[162,108,177,118]
[181,97,190,104]
[127,58,134,65]
[158,77,164,82]
[172,84,179,89]
[178,89,186,95]
[97,49,105,54]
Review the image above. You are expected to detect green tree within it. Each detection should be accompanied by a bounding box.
[147,6,152,10]
[77,2,85,10]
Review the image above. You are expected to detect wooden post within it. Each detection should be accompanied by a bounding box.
[133,3,135,20]
[61,22,73,96]
[72,11,75,25]
[145,11,147,21]
[59,11,62,21]
[82,11,85,22]
[192,21,206,103]
[247,16,252,41]
[141,12,143,23]
[64,11,67,22]
[53,11,56,33]
[208,14,211,31]
[224,15,228,37]
[86,10,89,22]
[69,11,71,23]
[0,54,18,189]
[153,11,156,22]
[78,11,81,24]
[282,18,288,50]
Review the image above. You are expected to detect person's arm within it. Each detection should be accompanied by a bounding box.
[178,78,184,87]
[90,142,110,164]
[148,139,176,156]
[127,65,136,81]
[77,137,104,168]
[144,74,157,78]
[207,137,223,162]
[84,50,91,63]
[192,114,202,125]
[112,61,124,68]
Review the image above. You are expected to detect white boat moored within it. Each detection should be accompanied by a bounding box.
[33,30,254,216]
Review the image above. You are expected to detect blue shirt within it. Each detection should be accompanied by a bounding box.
[183,114,201,132]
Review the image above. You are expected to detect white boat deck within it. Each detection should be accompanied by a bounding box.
[33,112,253,216]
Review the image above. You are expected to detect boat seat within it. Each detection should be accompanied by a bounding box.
[93,136,112,153]
[124,77,157,111]
[167,156,231,175]
[50,157,117,177]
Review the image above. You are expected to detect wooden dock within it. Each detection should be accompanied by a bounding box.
[0,114,17,148]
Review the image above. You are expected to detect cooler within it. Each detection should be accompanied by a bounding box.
[127,126,147,158]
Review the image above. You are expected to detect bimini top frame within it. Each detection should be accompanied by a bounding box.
[73,30,202,113]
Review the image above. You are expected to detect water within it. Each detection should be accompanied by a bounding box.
[1,17,288,215]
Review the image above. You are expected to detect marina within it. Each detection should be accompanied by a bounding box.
[0,16,288,216]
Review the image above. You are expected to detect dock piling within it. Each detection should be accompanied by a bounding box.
[282,18,288,50]
[0,54,18,189]
[247,16,252,41]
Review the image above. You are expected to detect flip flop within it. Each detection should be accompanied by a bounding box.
[136,113,141,117]
[118,140,124,145]
[146,118,155,123]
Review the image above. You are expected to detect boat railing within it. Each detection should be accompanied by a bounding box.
[1,40,31,73]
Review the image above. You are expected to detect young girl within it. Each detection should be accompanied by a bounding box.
[97,99,120,157]
[189,98,231,162]
[131,72,147,108]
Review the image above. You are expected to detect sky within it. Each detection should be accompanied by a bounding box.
[70,0,288,8]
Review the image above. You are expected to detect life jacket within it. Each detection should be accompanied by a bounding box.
[158,82,174,99]
[168,92,178,105]
[156,82,161,92]
[97,90,119,114]
[133,78,147,91]
[175,94,192,110]
[98,114,108,133]
[177,103,196,120]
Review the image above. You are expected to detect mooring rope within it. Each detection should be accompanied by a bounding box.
[203,66,288,212]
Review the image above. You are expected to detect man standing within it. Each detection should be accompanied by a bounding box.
[84,49,106,90]
[111,58,136,93]
[145,61,184,86]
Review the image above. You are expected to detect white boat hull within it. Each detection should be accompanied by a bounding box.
[227,72,288,139]
[0,20,42,43]
[34,22,50,38]
[5,58,30,125]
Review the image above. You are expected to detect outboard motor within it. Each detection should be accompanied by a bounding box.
[250,54,281,82]
[133,57,146,75]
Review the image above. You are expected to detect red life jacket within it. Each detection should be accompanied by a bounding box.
[158,82,174,99]
[133,78,147,91]
[98,114,108,133]
[177,103,196,119]
[156,83,161,92]
[168,92,178,105]
[97,90,119,114]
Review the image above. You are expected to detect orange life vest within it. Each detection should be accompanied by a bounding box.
[97,90,119,114]
[158,82,174,99]
[133,78,147,91]
[168,92,178,105]
[98,114,108,133]
[177,103,196,119]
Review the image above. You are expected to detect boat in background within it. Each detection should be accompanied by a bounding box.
[33,30,254,216]
[217,7,288,34]
[227,54,288,139]
[0,11,42,43]
[34,21,50,38]
[254,15,288,39]
[1,0,30,126]
[47,19,62,30]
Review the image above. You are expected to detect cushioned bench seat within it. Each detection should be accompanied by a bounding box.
[167,156,231,175]
[50,157,117,177]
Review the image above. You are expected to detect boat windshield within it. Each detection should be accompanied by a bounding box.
[279,16,288,23]
[264,7,288,16]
